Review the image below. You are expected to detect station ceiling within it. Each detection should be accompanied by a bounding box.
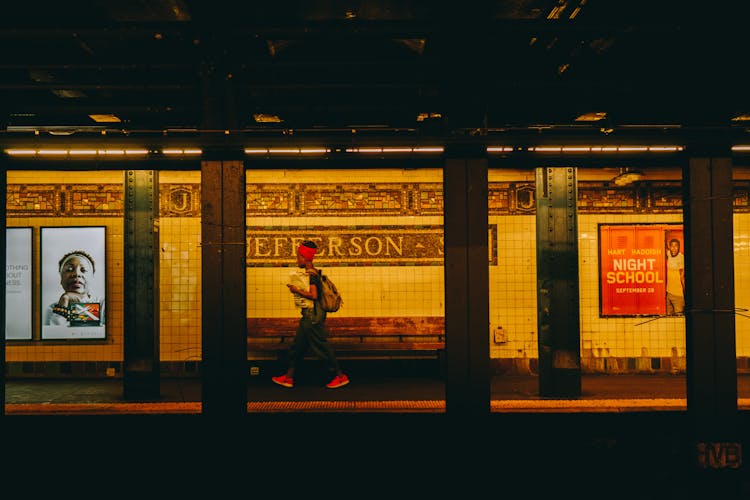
[1,1,749,145]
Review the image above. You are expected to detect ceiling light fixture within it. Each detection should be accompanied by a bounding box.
[89,114,122,123]
[611,168,643,186]
[4,148,149,157]
[253,113,283,123]
[244,148,330,155]
[344,147,444,154]
[163,148,202,155]
[416,112,442,122]
[527,145,682,153]
[575,111,608,122]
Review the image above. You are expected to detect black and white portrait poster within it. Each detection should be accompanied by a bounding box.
[5,227,32,340]
[41,226,106,340]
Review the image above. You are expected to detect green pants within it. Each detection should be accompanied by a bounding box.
[287,307,341,373]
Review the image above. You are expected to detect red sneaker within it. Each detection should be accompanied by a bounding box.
[326,374,350,389]
[271,375,294,388]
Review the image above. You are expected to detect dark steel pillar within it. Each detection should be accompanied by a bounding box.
[535,167,581,397]
[198,26,246,417]
[683,157,738,437]
[444,153,490,416]
[123,170,160,399]
[201,160,247,417]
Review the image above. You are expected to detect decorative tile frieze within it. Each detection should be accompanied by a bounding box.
[246,224,499,267]
[8,180,750,218]
[735,181,750,212]
[578,183,638,213]
[6,185,59,216]
[246,185,293,216]
[300,184,407,216]
[416,183,443,215]
[64,184,123,216]
[247,225,446,266]
[6,184,123,216]
[160,184,201,217]
[488,182,536,215]
[650,182,684,212]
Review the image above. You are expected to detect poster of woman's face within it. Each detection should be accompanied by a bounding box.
[41,226,106,340]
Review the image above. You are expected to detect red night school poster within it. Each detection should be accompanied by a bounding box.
[600,225,671,316]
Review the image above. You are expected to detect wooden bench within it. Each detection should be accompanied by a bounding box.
[247,316,445,358]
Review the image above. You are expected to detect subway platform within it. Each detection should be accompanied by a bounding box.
[4,372,750,414]
[3,373,749,498]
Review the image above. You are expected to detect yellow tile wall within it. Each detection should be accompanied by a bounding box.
[246,168,445,320]
[578,213,685,359]
[7,168,750,366]
[159,214,202,362]
[735,213,750,356]
[158,171,202,362]
[489,215,538,359]
[6,171,124,362]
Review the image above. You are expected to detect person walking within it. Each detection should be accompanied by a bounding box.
[272,240,350,389]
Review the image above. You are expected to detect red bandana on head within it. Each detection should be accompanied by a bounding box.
[298,244,317,261]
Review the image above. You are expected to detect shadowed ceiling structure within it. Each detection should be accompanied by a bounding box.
[1,0,748,147]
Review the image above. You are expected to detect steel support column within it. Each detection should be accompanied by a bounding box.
[683,157,738,437]
[444,154,490,416]
[123,170,160,399]
[201,160,247,417]
[535,167,581,397]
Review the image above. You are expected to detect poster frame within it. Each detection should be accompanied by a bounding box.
[5,227,33,340]
[40,226,107,340]
[598,222,684,318]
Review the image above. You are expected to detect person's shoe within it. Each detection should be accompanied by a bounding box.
[326,374,350,389]
[271,375,294,388]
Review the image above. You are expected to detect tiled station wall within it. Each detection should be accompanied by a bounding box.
[5,168,750,376]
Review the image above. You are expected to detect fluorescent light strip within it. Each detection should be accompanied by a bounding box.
[5,148,150,157]
[245,147,442,154]
[528,145,683,153]
[37,149,69,155]
[244,147,330,154]
[344,147,443,154]
[732,145,750,152]
[163,148,202,155]
[6,149,38,155]
[486,147,514,152]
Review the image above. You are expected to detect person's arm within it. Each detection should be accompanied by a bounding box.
[679,268,685,292]
[288,282,318,300]
[48,304,69,325]
[287,269,320,300]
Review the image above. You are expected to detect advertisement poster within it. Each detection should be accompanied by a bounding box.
[40,227,106,339]
[5,227,33,340]
[599,224,683,317]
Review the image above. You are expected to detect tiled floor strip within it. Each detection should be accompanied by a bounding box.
[5,398,750,415]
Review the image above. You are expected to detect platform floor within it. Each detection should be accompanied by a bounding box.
[5,373,750,414]
[4,374,749,498]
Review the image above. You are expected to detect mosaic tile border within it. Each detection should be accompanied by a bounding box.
[247,225,446,266]
[7,184,124,217]
[246,225,497,267]
[6,180,750,217]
